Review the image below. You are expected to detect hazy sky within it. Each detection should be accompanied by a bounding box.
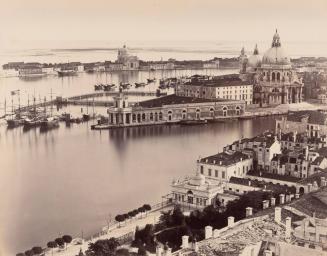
[1,0,327,47]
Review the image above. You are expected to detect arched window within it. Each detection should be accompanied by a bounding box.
[277,72,280,82]
[182,109,187,119]
[210,107,214,117]
[272,72,275,82]
[196,109,200,119]
[236,106,241,116]
[168,110,173,121]
[150,112,153,121]
[222,106,228,117]
[159,112,163,120]
[154,112,158,121]
[142,113,146,121]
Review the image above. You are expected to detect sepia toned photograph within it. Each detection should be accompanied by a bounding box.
[0,0,327,255]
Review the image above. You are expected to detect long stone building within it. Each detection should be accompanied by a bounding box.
[102,89,245,128]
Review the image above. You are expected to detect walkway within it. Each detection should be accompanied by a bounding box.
[45,205,174,256]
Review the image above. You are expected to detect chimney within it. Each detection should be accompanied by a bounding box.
[205,226,213,239]
[264,250,273,256]
[279,194,285,204]
[270,197,276,206]
[248,180,252,186]
[181,236,189,249]
[228,216,235,227]
[274,207,281,223]
[246,207,253,217]
[285,217,292,239]
[213,160,216,164]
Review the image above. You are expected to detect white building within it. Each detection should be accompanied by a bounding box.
[116,45,139,70]
[197,151,253,182]
[171,170,224,209]
[176,75,253,105]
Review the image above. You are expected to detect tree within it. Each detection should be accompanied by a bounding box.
[128,211,135,218]
[24,250,34,256]
[138,206,146,217]
[115,214,125,227]
[31,247,43,255]
[137,246,147,256]
[55,237,65,248]
[123,213,129,221]
[62,235,73,249]
[47,241,58,256]
[143,204,151,216]
[116,248,130,256]
[87,238,119,256]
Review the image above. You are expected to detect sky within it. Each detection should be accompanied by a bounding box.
[0,0,327,49]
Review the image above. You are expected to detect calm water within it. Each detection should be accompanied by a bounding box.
[0,69,235,112]
[0,46,279,255]
[0,115,276,255]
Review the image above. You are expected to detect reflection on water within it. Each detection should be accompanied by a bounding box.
[0,69,236,111]
[0,116,276,255]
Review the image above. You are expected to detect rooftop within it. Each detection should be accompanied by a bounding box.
[137,94,229,108]
[290,187,327,219]
[184,74,251,88]
[284,110,327,125]
[200,151,250,166]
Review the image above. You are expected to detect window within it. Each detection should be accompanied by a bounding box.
[208,169,212,176]
[222,171,226,179]
[200,165,204,174]
[215,170,218,177]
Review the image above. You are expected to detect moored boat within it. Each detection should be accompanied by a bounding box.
[179,119,208,125]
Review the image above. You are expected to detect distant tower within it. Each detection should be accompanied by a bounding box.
[239,47,248,74]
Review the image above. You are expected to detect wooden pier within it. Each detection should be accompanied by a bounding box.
[15,90,166,113]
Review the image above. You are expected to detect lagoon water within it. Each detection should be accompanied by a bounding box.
[0,114,277,255]
[0,43,294,255]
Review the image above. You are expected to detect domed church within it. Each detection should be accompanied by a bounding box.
[239,30,303,107]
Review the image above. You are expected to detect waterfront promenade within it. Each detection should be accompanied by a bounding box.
[45,204,174,256]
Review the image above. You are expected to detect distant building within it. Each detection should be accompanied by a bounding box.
[18,62,45,77]
[240,30,304,107]
[176,74,253,105]
[116,45,139,70]
[276,111,327,138]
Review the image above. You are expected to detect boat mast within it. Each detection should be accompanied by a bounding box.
[50,88,53,117]
[4,98,6,117]
[11,94,14,120]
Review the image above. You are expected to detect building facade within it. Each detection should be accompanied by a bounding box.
[104,91,246,128]
[240,30,304,107]
[116,45,139,70]
[176,75,253,105]
[197,151,253,182]
[276,111,327,138]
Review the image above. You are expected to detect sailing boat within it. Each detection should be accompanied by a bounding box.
[40,90,59,129]
[6,90,24,128]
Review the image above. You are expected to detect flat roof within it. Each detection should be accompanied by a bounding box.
[137,94,231,108]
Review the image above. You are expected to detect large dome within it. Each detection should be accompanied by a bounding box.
[262,30,290,65]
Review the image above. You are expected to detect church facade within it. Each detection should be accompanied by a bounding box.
[239,30,304,107]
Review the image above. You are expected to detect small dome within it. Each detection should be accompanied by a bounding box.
[247,44,262,69]
[189,171,205,186]
[262,30,290,65]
